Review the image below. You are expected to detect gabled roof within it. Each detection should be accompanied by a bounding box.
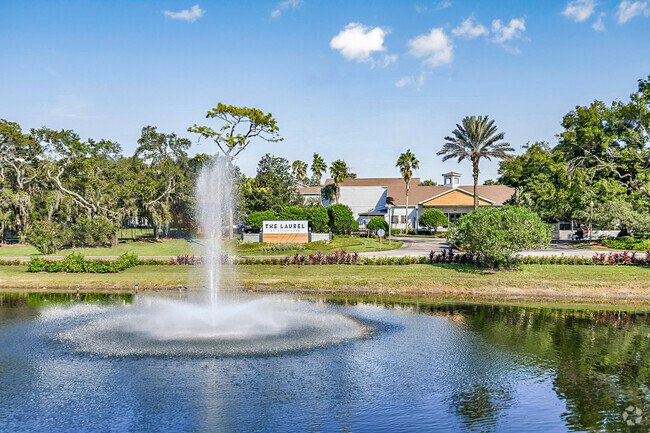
[385,184,514,206]
[417,187,495,205]
[297,186,321,195]
[324,177,419,187]
[442,171,462,176]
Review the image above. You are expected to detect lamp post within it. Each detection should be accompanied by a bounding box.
[387,204,393,245]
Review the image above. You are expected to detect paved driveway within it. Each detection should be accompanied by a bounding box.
[359,238,620,258]
[357,236,449,257]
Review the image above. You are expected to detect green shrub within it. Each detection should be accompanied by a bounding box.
[418,209,448,233]
[448,206,551,269]
[279,206,307,221]
[25,220,67,254]
[68,216,117,247]
[407,228,415,235]
[259,243,305,252]
[27,252,139,273]
[367,216,388,232]
[390,229,402,236]
[601,237,650,251]
[327,204,358,234]
[305,206,330,232]
[246,210,276,231]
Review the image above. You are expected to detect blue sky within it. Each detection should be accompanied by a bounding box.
[1,0,648,183]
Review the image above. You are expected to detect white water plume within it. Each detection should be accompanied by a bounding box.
[195,158,233,306]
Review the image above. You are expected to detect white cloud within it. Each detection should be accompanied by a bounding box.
[437,1,452,9]
[616,0,649,23]
[395,72,430,90]
[561,0,596,22]
[592,12,607,30]
[408,28,453,67]
[415,5,427,13]
[330,23,391,65]
[270,0,303,19]
[377,54,398,68]
[490,18,526,43]
[163,4,205,22]
[452,16,489,39]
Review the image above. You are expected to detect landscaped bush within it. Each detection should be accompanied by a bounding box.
[246,210,276,231]
[367,216,388,232]
[327,204,358,234]
[68,216,117,247]
[27,252,139,273]
[25,220,67,254]
[448,206,552,269]
[601,236,650,251]
[260,243,305,252]
[305,206,330,232]
[279,206,307,221]
[418,209,448,233]
[390,229,401,236]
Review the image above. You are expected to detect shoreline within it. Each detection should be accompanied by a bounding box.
[4,286,650,312]
[2,263,650,308]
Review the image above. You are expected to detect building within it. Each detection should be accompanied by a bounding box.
[296,186,322,206]
[311,172,514,232]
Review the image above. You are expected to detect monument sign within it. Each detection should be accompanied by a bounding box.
[262,220,309,243]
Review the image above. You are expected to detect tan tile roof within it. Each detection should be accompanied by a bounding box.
[297,186,321,195]
[324,177,419,187]
[386,184,514,206]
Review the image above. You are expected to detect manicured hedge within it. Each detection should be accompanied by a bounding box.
[27,252,138,273]
[20,249,650,273]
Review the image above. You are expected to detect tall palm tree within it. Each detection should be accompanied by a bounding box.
[396,150,419,229]
[292,160,308,183]
[329,159,350,204]
[438,116,514,209]
[311,153,327,185]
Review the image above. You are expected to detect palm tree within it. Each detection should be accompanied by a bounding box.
[438,115,514,209]
[292,160,308,183]
[329,159,350,204]
[396,150,419,229]
[311,153,327,185]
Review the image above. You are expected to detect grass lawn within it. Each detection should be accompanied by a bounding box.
[0,239,196,257]
[0,237,402,258]
[2,264,650,302]
[233,237,403,256]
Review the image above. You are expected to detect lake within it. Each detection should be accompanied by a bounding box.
[0,291,649,432]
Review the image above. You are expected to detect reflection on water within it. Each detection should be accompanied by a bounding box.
[1,291,650,432]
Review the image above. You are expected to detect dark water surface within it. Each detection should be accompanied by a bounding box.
[1,291,650,432]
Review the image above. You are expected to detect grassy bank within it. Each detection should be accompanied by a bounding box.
[0,239,196,257]
[0,237,401,258]
[1,264,650,301]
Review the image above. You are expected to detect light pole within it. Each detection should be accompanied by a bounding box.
[387,204,393,245]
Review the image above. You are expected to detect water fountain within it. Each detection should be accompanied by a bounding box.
[42,159,365,357]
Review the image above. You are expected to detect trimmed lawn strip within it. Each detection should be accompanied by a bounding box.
[1,264,650,301]
[0,237,402,258]
[0,239,196,257]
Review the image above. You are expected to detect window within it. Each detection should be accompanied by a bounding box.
[400,216,406,224]
[391,216,399,224]
[454,178,459,184]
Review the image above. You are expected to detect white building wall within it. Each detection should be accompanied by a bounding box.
[387,206,419,231]
[336,186,388,220]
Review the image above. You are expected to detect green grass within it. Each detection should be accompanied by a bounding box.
[0,236,402,258]
[3,264,649,304]
[232,237,403,256]
[0,239,196,257]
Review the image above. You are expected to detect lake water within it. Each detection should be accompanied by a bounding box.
[1,291,649,432]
